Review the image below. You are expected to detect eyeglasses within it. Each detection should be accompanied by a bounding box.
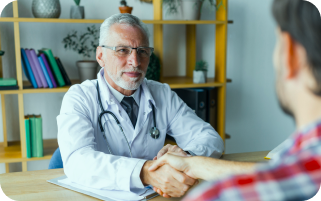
[101,46,154,58]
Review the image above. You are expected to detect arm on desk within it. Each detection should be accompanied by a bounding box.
[149,153,256,181]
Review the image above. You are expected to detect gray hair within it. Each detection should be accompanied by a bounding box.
[99,13,150,46]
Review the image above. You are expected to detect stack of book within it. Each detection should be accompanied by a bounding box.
[0,78,19,90]
[25,115,43,158]
[21,48,71,88]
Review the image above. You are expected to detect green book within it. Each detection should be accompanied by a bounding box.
[24,116,31,158]
[29,115,37,158]
[0,78,17,86]
[38,48,65,87]
[35,115,43,157]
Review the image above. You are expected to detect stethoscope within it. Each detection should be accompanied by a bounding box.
[96,82,160,158]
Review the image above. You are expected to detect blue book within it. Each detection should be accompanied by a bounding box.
[38,56,53,88]
[21,48,37,88]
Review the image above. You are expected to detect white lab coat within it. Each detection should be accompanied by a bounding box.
[57,68,224,192]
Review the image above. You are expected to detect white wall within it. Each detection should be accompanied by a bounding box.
[0,0,295,173]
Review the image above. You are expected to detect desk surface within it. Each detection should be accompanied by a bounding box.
[0,151,269,201]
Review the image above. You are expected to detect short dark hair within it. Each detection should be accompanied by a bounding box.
[272,0,321,95]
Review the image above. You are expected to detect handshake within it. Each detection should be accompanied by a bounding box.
[140,144,199,198]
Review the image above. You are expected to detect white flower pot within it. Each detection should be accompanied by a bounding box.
[76,60,98,82]
[193,70,207,83]
[70,5,85,19]
[181,0,203,20]
[164,0,202,20]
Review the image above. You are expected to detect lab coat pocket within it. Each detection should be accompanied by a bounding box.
[143,127,167,159]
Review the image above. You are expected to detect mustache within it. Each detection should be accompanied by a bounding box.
[121,68,145,74]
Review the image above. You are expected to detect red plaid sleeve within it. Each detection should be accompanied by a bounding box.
[183,148,321,201]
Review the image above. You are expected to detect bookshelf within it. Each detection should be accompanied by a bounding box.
[0,0,230,172]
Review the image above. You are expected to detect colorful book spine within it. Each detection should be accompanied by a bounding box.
[25,49,42,88]
[55,57,72,86]
[21,48,37,88]
[38,49,65,87]
[38,56,53,88]
[40,53,57,88]
[35,115,43,157]
[0,78,17,86]
[30,49,48,88]
[24,116,32,158]
[29,115,37,157]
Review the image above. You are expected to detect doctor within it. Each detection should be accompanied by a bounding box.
[57,13,224,198]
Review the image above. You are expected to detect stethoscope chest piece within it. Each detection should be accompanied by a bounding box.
[150,127,160,139]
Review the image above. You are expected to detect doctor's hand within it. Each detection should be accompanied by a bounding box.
[141,160,197,198]
[154,144,188,160]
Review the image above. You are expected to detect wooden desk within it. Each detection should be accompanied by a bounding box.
[0,151,269,201]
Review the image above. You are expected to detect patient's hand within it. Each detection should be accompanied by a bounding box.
[154,144,188,160]
[141,160,197,198]
[149,152,198,198]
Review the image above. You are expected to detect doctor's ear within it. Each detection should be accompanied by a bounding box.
[96,46,105,67]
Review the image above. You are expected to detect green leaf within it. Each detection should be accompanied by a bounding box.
[74,0,81,6]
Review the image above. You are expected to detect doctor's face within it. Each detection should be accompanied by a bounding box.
[101,24,150,91]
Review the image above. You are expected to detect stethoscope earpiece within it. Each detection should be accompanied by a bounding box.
[150,127,160,139]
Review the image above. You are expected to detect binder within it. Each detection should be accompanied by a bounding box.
[30,49,48,88]
[40,53,58,88]
[206,88,218,129]
[172,88,207,121]
[38,56,53,88]
[24,116,32,158]
[26,49,42,87]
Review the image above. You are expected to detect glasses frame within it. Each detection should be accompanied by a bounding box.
[101,45,154,57]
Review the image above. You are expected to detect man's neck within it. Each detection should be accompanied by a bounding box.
[104,72,136,96]
[294,87,321,130]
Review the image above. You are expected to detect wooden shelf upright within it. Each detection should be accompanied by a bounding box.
[0,0,230,173]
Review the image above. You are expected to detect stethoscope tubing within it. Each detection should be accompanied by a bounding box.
[97,82,133,158]
[96,81,160,158]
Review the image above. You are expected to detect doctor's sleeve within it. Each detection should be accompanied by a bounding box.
[57,85,146,191]
[165,89,224,158]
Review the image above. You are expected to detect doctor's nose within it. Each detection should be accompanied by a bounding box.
[127,49,141,67]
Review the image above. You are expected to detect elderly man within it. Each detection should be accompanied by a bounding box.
[57,13,224,197]
[149,0,321,200]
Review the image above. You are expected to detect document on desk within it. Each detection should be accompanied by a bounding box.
[47,175,158,201]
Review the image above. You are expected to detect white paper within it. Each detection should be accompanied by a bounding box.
[47,175,157,201]
[265,138,291,159]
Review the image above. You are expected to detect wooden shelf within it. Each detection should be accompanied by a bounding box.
[0,77,223,94]
[0,139,58,163]
[163,77,224,89]
[0,17,233,25]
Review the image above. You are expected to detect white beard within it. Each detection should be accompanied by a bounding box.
[106,68,145,90]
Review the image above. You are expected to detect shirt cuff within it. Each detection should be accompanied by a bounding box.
[185,150,196,156]
[130,159,146,190]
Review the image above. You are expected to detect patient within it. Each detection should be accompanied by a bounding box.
[149,0,321,200]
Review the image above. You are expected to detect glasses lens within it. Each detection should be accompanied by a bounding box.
[115,47,131,56]
[137,47,152,57]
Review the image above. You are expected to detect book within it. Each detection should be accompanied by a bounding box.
[38,48,65,87]
[40,53,57,88]
[29,115,37,157]
[0,78,17,86]
[24,116,32,158]
[25,49,42,88]
[55,57,71,86]
[30,49,48,88]
[38,56,53,88]
[0,85,19,90]
[35,115,43,157]
[21,48,37,88]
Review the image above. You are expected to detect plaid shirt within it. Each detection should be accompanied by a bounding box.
[183,120,321,201]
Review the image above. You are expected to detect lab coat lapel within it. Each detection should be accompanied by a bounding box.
[97,68,123,126]
[133,79,157,140]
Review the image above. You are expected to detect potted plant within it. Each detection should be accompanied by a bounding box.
[70,0,85,19]
[62,25,99,82]
[163,0,218,20]
[119,0,133,14]
[193,60,208,83]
